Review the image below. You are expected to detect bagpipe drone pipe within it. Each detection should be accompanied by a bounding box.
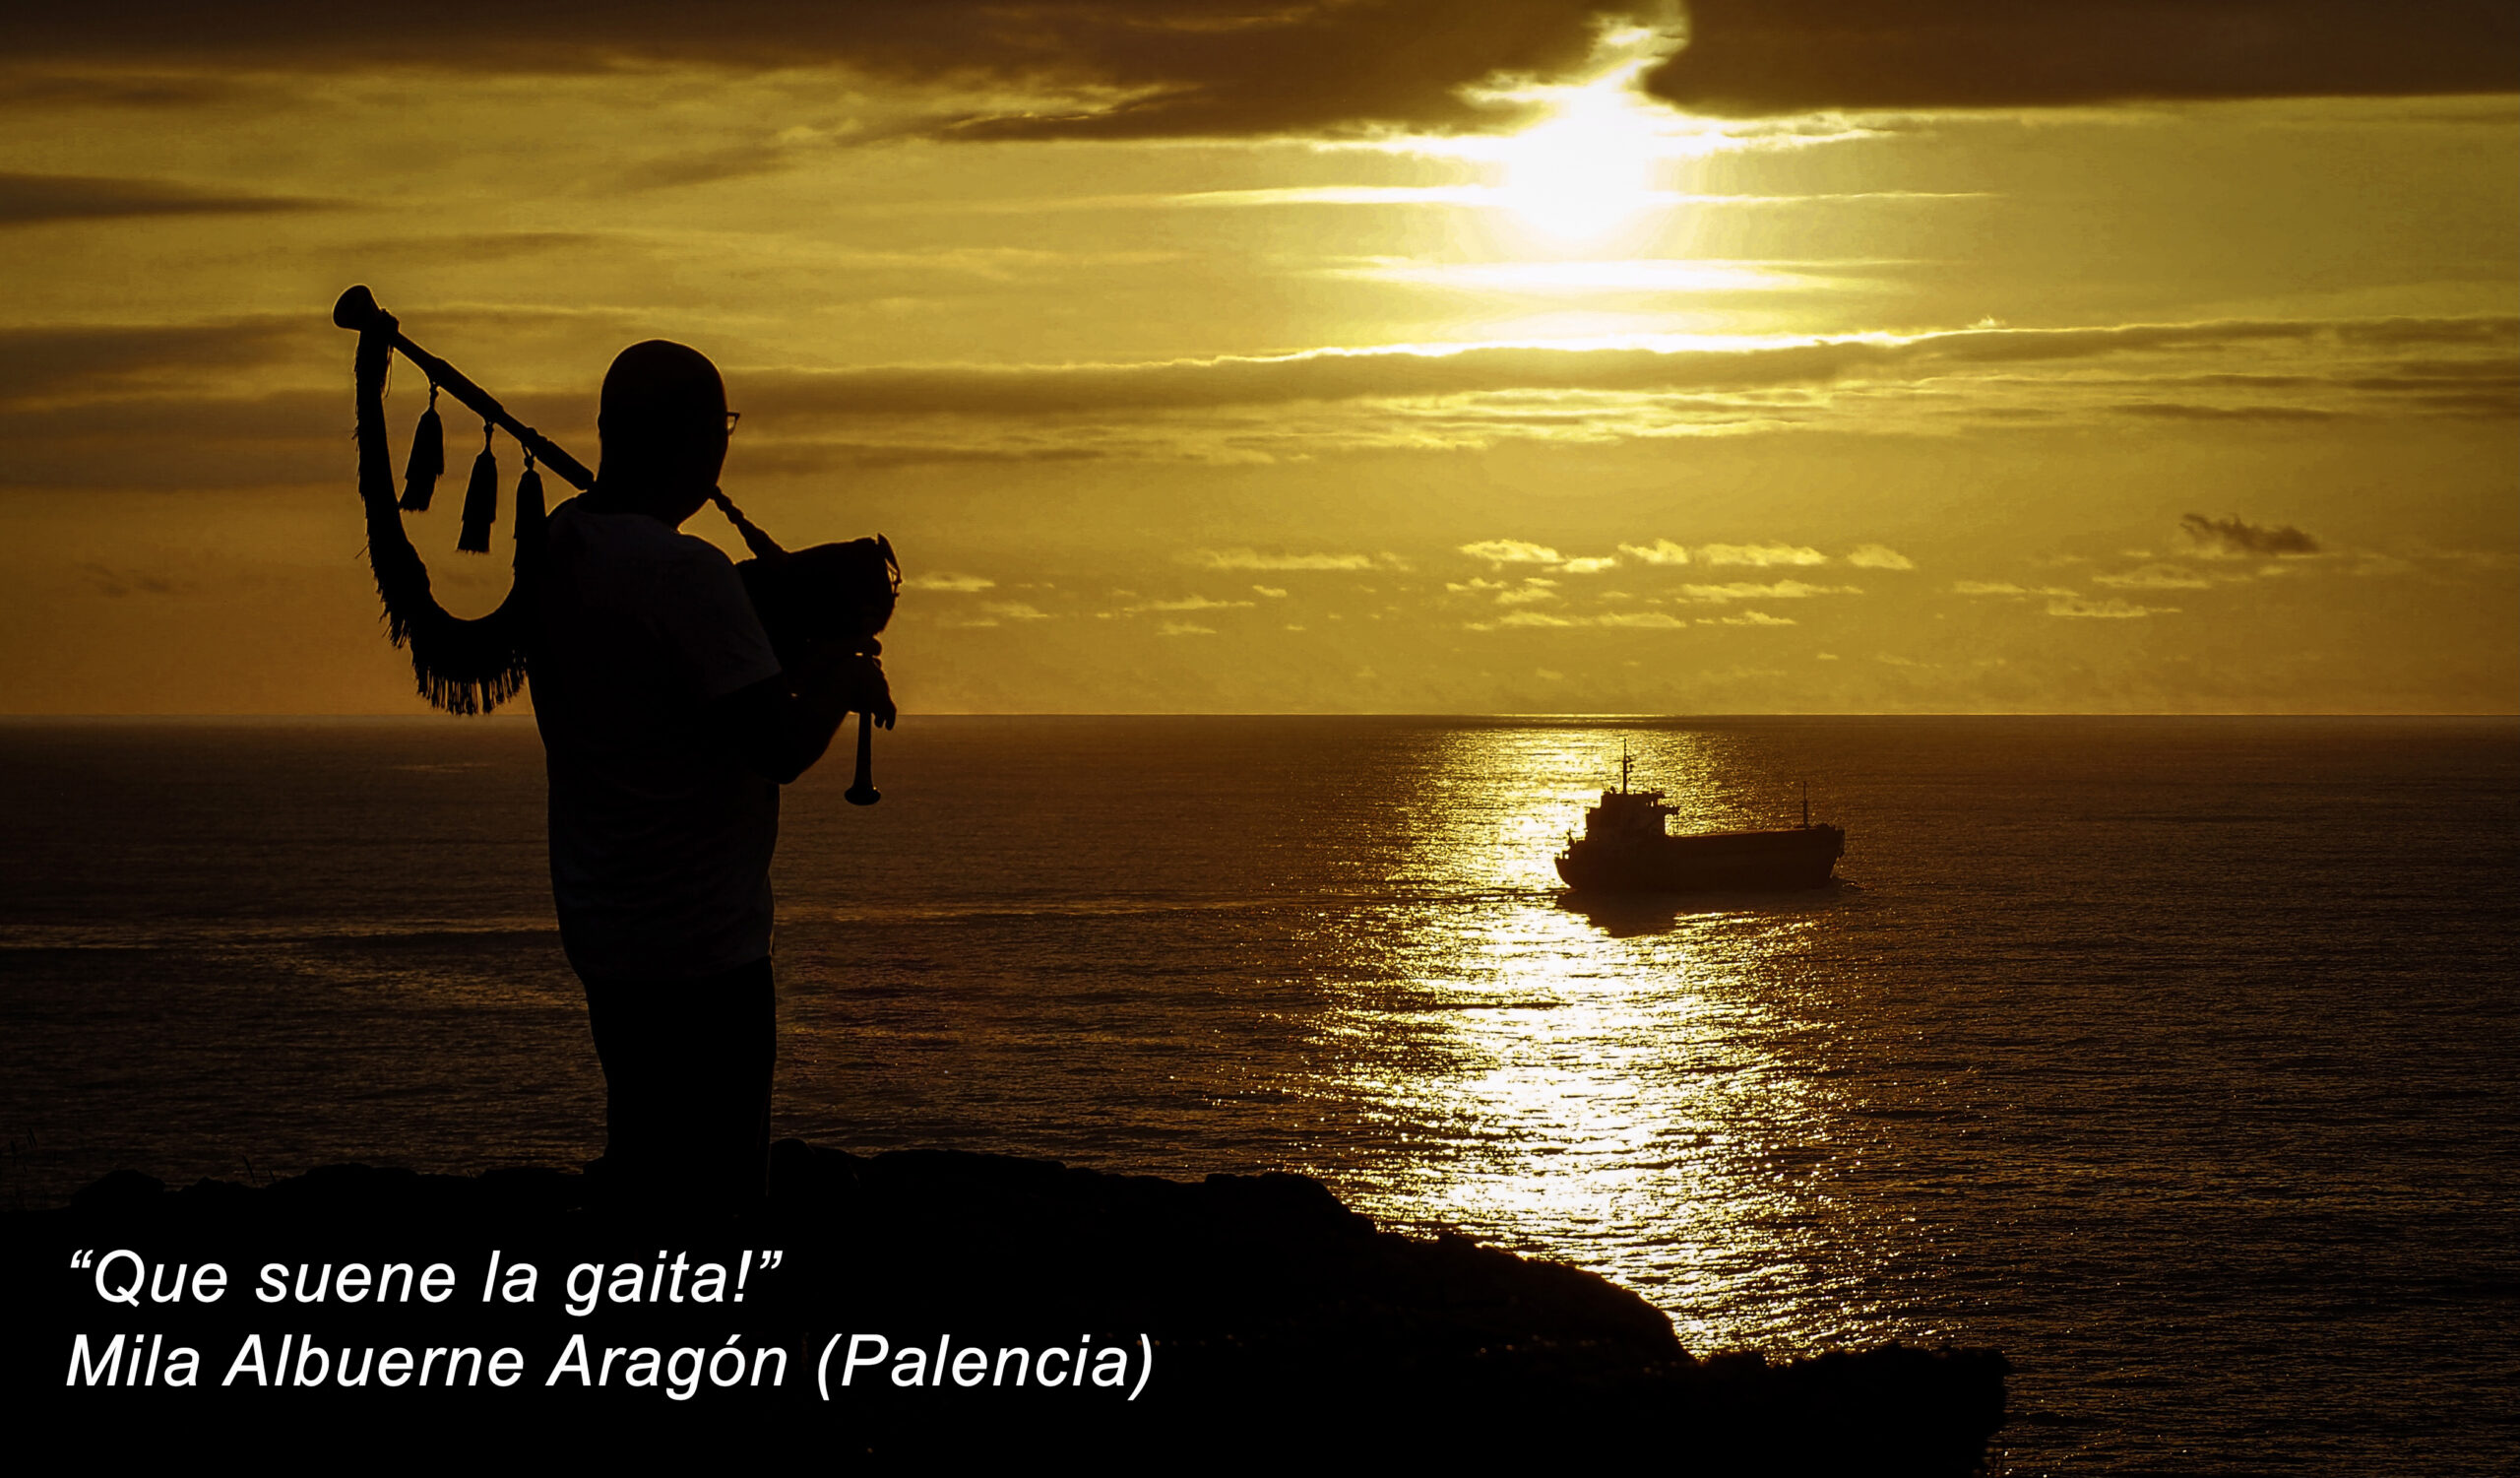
[335,285,899,803]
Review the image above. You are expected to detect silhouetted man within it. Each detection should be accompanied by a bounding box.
[532,340,891,1213]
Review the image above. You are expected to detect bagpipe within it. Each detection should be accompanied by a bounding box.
[335,285,898,803]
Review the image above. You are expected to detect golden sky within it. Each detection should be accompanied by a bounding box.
[2,1,2513,714]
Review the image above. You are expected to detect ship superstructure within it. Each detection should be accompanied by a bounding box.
[1553,751,1844,893]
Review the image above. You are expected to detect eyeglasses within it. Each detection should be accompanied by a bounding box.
[724,411,742,435]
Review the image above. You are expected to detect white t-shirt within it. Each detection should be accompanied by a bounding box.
[530,496,784,982]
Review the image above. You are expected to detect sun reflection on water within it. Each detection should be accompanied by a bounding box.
[1298,726,1866,1352]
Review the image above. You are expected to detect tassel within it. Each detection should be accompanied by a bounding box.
[512,451,546,545]
[457,422,498,553]
[400,385,443,511]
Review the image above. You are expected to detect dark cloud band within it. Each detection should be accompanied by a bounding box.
[10,2,2506,142]
[0,172,327,226]
[1647,1,2519,114]
[2,1,1604,138]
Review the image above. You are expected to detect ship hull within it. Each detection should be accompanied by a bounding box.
[1555,826,1844,894]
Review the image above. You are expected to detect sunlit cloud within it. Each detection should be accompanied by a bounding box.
[2092,564,2213,590]
[1681,580,1853,603]
[1175,187,1979,213]
[1460,539,1565,565]
[1952,581,2078,598]
[666,319,2520,460]
[1127,594,1255,613]
[1466,604,1797,631]
[1183,547,1378,571]
[2047,595,2177,618]
[1697,543,1829,567]
[1847,544,1914,570]
[1618,539,1692,565]
[905,572,994,592]
[1336,259,1856,295]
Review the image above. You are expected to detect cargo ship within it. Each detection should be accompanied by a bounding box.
[1553,752,1845,894]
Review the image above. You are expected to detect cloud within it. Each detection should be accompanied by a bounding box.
[0,171,328,226]
[0,319,304,403]
[336,229,606,265]
[0,2,1614,140]
[739,315,2519,421]
[2181,513,2322,556]
[1697,542,1828,567]
[978,601,1051,621]
[0,72,264,108]
[1127,594,1253,613]
[1847,544,1914,570]
[905,572,994,593]
[1250,585,1287,599]
[772,440,1111,471]
[1155,621,1216,637]
[29,311,2513,486]
[22,3,2506,139]
[2113,402,2341,422]
[1556,555,1619,574]
[1470,606,1791,631]
[1681,580,1855,603]
[1182,547,1377,571]
[0,388,343,486]
[1952,580,2077,597]
[1459,539,1563,565]
[2046,596,2176,618]
[614,143,796,192]
[2092,563,2213,590]
[1493,586,1561,607]
[1618,539,1692,566]
[1643,1,2519,115]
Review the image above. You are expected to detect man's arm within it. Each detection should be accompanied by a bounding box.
[705,646,895,786]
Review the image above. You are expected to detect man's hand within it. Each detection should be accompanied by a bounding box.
[788,644,896,730]
[705,647,893,785]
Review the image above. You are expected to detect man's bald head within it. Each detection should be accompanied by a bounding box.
[597,340,728,520]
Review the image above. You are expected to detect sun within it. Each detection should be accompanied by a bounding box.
[1476,8,1695,246]
[1364,8,1700,250]
[1500,85,1670,242]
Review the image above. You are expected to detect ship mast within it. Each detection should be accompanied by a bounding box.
[1619,742,1632,795]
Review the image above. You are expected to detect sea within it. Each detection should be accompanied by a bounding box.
[3,715,2514,1472]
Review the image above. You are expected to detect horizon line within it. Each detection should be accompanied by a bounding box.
[4,711,2515,723]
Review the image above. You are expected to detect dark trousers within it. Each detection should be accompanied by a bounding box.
[581,957,775,1213]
